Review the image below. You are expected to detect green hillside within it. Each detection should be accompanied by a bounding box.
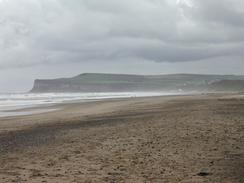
[209,80,244,91]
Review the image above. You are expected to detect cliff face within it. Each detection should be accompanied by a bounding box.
[30,73,244,93]
[31,79,146,92]
[31,79,73,92]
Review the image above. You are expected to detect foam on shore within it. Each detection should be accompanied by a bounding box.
[0,92,180,117]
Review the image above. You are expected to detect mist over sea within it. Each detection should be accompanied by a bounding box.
[0,92,178,117]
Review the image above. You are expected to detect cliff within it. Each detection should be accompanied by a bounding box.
[30,73,244,93]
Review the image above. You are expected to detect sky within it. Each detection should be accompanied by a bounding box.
[0,0,244,92]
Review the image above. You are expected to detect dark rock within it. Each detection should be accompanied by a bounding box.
[197,172,211,176]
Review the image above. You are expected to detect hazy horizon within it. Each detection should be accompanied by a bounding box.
[0,0,244,92]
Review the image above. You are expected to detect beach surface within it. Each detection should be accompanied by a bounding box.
[0,94,243,183]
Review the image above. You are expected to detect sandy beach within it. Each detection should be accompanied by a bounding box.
[0,94,243,183]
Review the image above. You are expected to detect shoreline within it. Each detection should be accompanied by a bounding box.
[0,93,243,182]
[0,91,237,118]
[0,91,182,118]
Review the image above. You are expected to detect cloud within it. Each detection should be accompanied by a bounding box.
[0,0,243,69]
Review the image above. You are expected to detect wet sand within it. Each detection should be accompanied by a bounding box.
[0,94,243,182]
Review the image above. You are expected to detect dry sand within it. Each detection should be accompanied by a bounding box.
[0,94,243,183]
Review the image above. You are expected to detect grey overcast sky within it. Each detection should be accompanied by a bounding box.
[0,0,244,92]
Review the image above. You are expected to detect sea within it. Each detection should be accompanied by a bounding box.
[0,92,177,117]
